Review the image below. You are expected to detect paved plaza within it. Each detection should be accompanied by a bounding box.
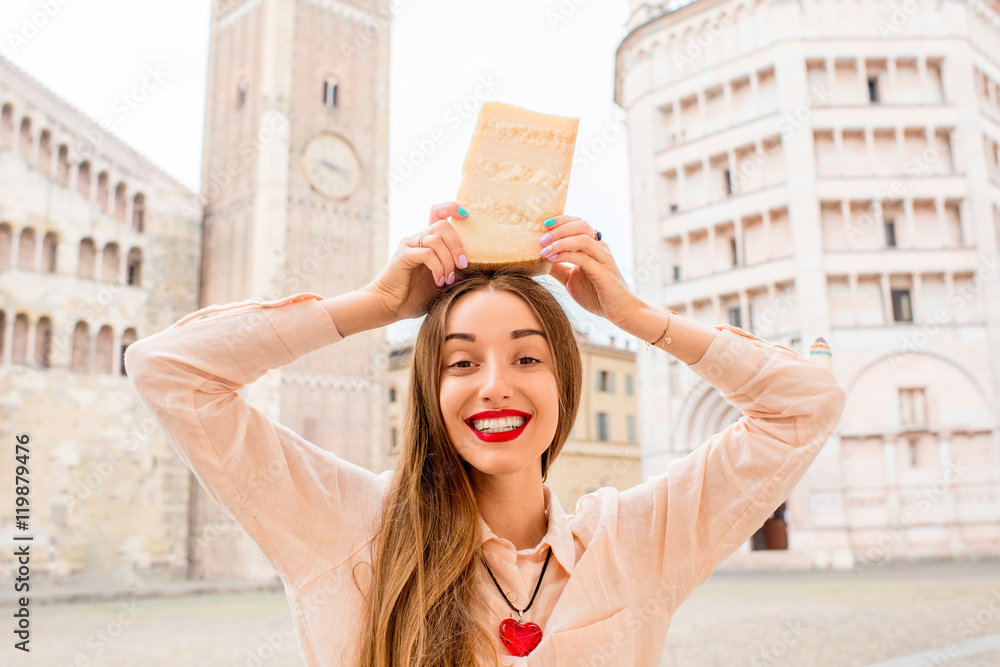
[7,559,999,666]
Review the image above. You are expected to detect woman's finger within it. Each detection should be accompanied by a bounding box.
[406,244,446,287]
[539,226,614,266]
[418,232,459,285]
[429,201,467,226]
[428,217,470,271]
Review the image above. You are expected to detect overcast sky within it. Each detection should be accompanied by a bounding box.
[0,0,635,345]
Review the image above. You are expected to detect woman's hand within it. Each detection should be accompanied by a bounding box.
[540,216,642,328]
[363,202,470,322]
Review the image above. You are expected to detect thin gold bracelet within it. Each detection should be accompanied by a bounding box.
[644,311,676,350]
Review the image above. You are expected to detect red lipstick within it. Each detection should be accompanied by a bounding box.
[465,409,531,443]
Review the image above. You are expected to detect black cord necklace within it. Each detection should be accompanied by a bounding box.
[480,546,552,657]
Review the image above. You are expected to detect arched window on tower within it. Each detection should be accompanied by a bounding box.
[78,161,92,200]
[126,247,142,287]
[96,325,114,374]
[97,171,110,212]
[57,145,70,187]
[39,130,52,174]
[114,182,127,222]
[78,238,96,280]
[18,118,32,161]
[72,321,90,373]
[12,314,29,365]
[102,242,120,283]
[17,228,35,270]
[0,104,13,147]
[132,193,145,232]
[43,232,57,273]
[0,223,12,269]
[35,317,52,368]
[121,328,137,377]
[237,80,248,110]
[323,77,338,109]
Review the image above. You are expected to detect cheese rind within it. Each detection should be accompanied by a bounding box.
[452,102,579,275]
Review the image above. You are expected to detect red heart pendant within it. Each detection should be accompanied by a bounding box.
[499,618,543,656]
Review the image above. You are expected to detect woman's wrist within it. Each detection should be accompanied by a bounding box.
[618,303,721,366]
[321,287,395,338]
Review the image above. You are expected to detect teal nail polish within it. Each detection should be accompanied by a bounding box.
[458,206,469,217]
[544,218,556,226]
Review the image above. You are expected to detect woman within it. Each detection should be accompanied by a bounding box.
[125,201,846,666]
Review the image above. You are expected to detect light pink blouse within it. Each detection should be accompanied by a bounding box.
[124,292,846,666]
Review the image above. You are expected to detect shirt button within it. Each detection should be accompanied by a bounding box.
[506,592,516,602]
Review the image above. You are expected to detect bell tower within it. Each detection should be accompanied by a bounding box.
[194,0,390,579]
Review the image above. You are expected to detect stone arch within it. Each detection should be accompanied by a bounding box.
[0,223,12,269]
[77,160,92,199]
[17,227,35,270]
[132,192,145,232]
[18,116,32,160]
[71,321,90,372]
[38,129,52,173]
[126,247,142,286]
[97,171,110,211]
[78,237,96,279]
[57,144,70,186]
[114,182,127,222]
[42,232,57,272]
[121,328,137,376]
[678,381,742,451]
[101,242,120,282]
[35,316,52,368]
[96,325,115,374]
[12,313,29,365]
[0,103,12,147]
[842,351,994,435]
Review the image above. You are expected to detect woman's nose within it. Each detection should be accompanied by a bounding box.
[478,359,512,401]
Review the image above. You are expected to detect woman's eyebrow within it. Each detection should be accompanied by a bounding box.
[443,329,546,342]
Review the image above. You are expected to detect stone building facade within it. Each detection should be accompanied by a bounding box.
[615,0,1000,568]
[0,54,202,587]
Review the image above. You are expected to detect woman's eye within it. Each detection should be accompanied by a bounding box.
[448,360,473,369]
[517,356,541,365]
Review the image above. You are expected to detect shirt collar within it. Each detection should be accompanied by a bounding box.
[477,483,576,575]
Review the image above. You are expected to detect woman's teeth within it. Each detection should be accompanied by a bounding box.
[472,416,527,433]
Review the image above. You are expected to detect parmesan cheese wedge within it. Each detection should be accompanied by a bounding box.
[451,102,579,275]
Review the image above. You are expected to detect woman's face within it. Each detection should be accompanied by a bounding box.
[439,289,560,483]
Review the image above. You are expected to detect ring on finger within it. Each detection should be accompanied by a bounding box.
[594,230,602,242]
[417,233,427,248]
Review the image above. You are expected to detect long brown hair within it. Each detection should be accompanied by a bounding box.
[358,266,583,666]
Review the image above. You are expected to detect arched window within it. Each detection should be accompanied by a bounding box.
[78,238,96,279]
[120,328,137,377]
[17,228,35,270]
[97,171,110,211]
[237,80,248,110]
[72,321,90,373]
[323,76,338,108]
[101,242,120,283]
[0,223,11,269]
[126,247,142,287]
[38,130,52,173]
[0,104,13,147]
[78,161,92,199]
[19,117,33,160]
[96,325,114,374]
[35,317,52,368]
[114,182,127,222]
[132,193,145,232]
[12,314,29,365]
[57,145,70,186]
[42,232,57,273]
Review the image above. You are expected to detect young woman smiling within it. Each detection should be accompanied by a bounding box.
[125,201,846,666]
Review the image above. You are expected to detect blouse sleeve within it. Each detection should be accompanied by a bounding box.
[611,324,846,612]
[123,292,387,589]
